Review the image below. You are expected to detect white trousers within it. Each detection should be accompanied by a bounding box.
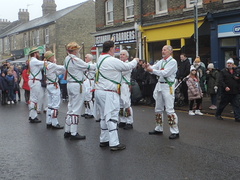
[119,83,133,124]
[94,90,120,147]
[83,79,94,115]
[46,84,61,126]
[37,86,48,112]
[28,80,41,119]
[153,83,179,134]
[65,83,85,135]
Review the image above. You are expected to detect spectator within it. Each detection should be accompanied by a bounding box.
[5,69,16,104]
[193,57,206,94]
[215,58,240,121]
[21,61,30,104]
[0,71,8,105]
[186,65,203,115]
[58,74,68,101]
[176,53,191,105]
[206,63,219,110]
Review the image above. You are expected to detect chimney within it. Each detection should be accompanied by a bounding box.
[42,0,57,16]
[18,9,29,23]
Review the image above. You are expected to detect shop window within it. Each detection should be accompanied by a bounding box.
[125,0,134,21]
[105,0,113,25]
[223,0,238,3]
[186,0,202,8]
[155,0,168,14]
[122,43,136,60]
[171,39,181,49]
[221,38,236,47]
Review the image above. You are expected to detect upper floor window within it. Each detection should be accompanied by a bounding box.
[24,33,28,48]
[156,0,168,14]
[105,0,113,25]
[125,0,134,20]
[13,35,17,49]
[186,0,202,8]
[36,30,40,45]
[45,28,49,44]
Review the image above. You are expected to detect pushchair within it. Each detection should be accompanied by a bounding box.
[174,77,188,107]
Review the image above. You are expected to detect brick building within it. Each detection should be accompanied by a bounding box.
[0,0,95,64]
[94,0,240,69]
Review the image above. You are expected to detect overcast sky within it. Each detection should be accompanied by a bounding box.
[0,0,88,22]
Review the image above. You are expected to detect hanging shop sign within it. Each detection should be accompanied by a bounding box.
[95,30,136,47]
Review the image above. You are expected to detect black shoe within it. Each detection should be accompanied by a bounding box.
[64,132,71,138]
[46,124,52,129]
[85,115,94,119]
[123,124,133,130]
[99,141,109,147]
[29,117,41,123]
[110,144,126,151]
[149,130,163,135]
[81,114,87,117]
[169,133,179,139]
[52,124,64,129]
[118,122,126,128]
[96,119,101,122]
[215,115,223,120]
[69,133,86,140]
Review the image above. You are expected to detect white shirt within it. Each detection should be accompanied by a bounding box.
[151,56,177,82]
[29,57,44,80]
[64,54,95,82]
[95,54,137,91]
[46,62,65,83]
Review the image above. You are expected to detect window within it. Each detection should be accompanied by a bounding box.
[105,0,113,25]
[32,31,36,46]
[186,0,202,8]
[24,33,28,48]
[36,30,40,45]
[125,0,134,20]
[13,35,17,49]
[45,28,49,44]
[156,0,168,14]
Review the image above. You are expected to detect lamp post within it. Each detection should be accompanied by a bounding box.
[190,0,199,57]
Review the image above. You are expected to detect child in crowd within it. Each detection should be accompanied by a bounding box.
[186,65,203,115]
[5,69,16,104]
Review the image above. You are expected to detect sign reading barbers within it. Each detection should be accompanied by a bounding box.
[95,30,136,46]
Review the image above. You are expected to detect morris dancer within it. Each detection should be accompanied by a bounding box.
[118,50,134,130]
[146,45,180,139]
[28,47,44,123]
[93,41,139,151]
[64,42,95,140]
[44,51,65,129]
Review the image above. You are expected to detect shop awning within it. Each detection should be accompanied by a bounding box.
[141,17,205,42]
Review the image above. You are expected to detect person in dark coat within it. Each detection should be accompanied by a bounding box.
[176,53,191,104]
[206,63,219,110]
[215,58,240,122]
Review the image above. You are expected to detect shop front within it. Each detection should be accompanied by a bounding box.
[94,29,137,61]
[141,17,207,64]
[208,10,240,69]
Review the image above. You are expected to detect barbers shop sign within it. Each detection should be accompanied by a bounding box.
[95,30,136,46]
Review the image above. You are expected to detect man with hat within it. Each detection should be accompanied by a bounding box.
[64,42,96,140]
[44,51,65,129]
[215,58,240,122]
[28,47,45,123]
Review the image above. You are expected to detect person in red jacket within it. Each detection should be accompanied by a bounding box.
[21,60,30,104]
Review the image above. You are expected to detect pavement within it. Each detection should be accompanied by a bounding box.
[174,95,235,120]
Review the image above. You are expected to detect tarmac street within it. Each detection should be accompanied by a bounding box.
[0,99,240,180]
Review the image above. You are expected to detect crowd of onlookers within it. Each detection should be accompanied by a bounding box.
[0,62,23,105]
